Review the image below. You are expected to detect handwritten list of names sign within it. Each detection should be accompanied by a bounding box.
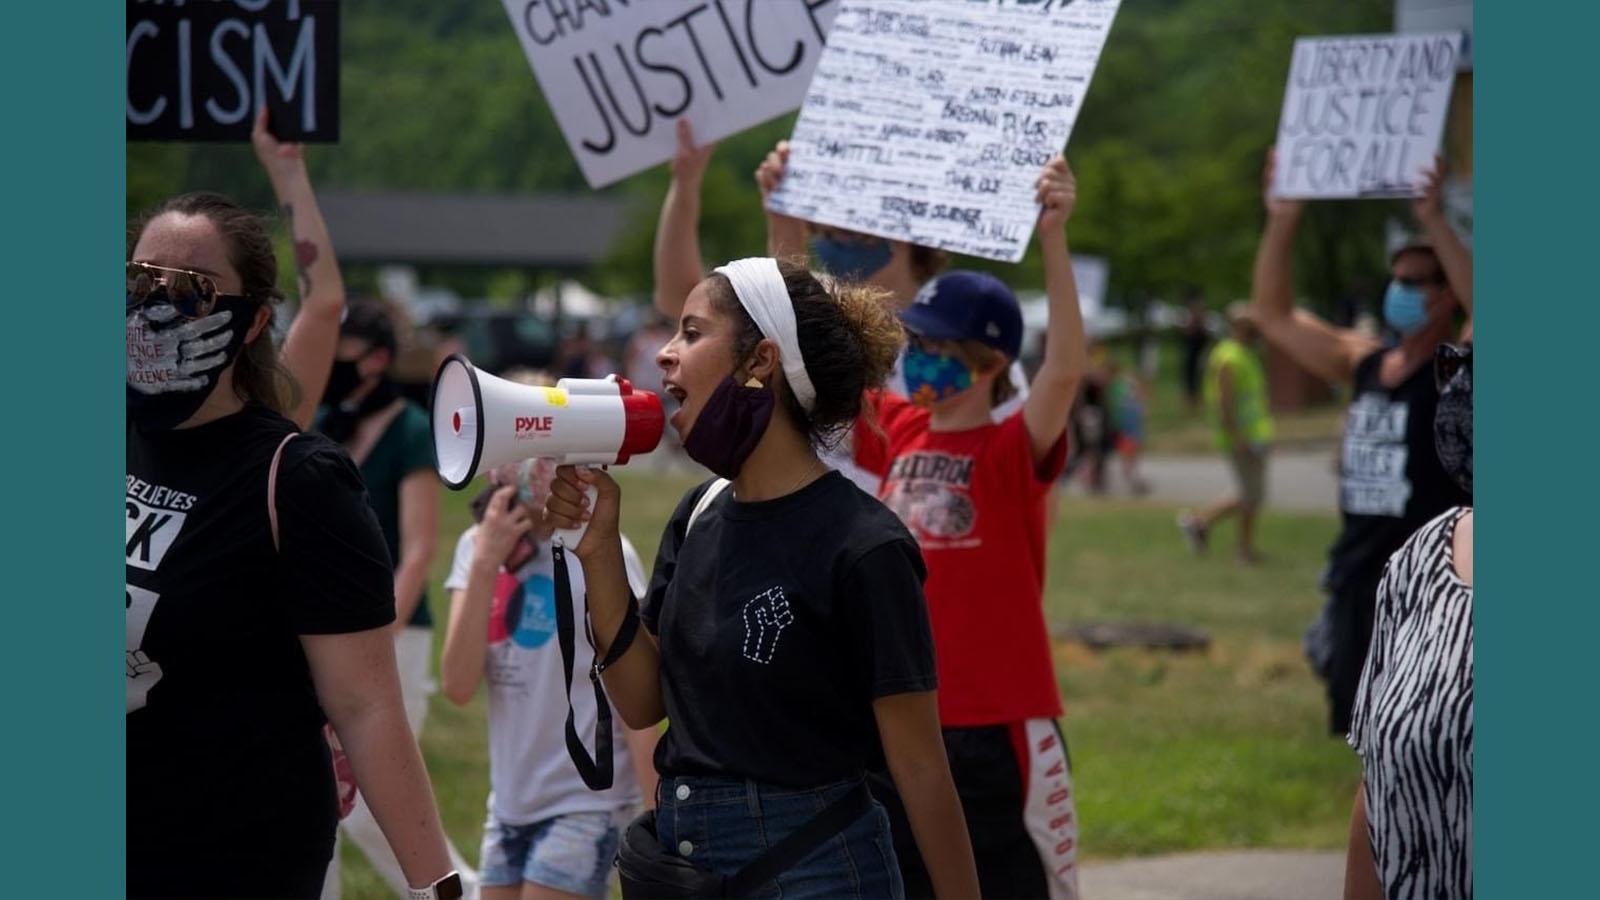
[768,0,1122,263]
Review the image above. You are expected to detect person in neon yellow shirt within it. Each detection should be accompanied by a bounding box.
[1179,302,1275,564]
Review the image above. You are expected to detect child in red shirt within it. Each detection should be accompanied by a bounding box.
[855,156,1090,900]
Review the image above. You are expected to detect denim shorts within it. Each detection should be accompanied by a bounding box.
[654,775,903,899]
[479,808,628,897]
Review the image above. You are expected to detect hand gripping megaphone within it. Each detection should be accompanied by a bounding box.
[434,353,664,793]
[431,353,665,544]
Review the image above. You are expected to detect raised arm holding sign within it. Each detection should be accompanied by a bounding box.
[253,108,347,430]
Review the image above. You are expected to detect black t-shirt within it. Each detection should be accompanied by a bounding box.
[1325,350,1471,594]
[126,407,395,882]
[643,472,937,788]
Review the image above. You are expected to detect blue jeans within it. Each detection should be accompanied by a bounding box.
[654,775,903,899]
[479,809,627,897]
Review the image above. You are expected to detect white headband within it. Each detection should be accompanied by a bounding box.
[713,257,817,414]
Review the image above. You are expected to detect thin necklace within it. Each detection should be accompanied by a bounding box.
[785,458,828,496]
[737,458,828,501]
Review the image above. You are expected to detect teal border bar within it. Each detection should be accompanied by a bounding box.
[1477,2,1591,897]
[8,0,124,895]
[12,1,1572,895]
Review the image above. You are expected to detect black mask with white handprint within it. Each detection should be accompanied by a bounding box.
[1434,347,1472,496]
[127,292,255,432]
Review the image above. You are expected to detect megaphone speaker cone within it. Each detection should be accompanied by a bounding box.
[432,354,485,489]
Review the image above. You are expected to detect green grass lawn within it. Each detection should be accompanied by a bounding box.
[337,472,1354,895]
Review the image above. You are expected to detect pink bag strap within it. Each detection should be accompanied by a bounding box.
[267,432,298,553]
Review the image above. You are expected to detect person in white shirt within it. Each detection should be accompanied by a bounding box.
[441,456,659,900]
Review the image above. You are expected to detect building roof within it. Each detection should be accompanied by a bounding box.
[317,189,632,267]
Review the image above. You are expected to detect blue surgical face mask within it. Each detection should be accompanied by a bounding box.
[1383,280,1429,336]
[811,234,892,281]
[902,343,975,407]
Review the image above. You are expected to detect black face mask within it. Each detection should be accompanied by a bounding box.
[319,365,397,444]
[1434,346,1472,496]
[321,358,364,409]
[126,294,256,432]
[680,376,775,480]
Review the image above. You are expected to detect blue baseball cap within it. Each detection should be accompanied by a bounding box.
[899,270,1023,359]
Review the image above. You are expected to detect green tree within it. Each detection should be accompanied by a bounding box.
[126,0,1410,317]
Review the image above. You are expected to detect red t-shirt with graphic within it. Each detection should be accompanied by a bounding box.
[855,392,1068,726]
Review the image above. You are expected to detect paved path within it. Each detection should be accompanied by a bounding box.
[634,446,1343,514]
[1079,850,1344,900]
[1063,448,1340,514]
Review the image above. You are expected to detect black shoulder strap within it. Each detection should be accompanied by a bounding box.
[553,479,726,793]
[725,780,873,896]
[553,540,634,791]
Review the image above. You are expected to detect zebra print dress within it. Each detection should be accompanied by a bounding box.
[1348,507,1473,899]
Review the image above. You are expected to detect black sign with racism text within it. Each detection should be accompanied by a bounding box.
[127,0,340,143]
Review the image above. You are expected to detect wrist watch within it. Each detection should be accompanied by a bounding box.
[407,872,463,900]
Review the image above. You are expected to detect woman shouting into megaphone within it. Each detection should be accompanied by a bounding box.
[546,258,980,899]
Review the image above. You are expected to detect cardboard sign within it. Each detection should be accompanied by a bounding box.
[1272,32,1461,199]
[502,0,841,188]
[126,0,340,142]
[767,0,1122,263]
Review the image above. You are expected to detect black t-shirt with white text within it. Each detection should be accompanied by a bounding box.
[643,472,937,788]
[1326,350,1471,594]
[126,406,394,888]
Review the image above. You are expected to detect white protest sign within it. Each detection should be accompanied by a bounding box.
[501,0,840,188]
[1272,32,1461,199]
[767,0,1122,263]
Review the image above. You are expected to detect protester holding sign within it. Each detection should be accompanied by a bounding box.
[851,156,1089,900]
[546,258,980,898]
[126,192,457,898]
[1249,150,1471,737]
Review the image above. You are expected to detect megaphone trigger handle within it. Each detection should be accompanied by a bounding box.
[552,476,599,551]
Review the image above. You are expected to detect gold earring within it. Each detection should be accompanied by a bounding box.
[744,376,764,389]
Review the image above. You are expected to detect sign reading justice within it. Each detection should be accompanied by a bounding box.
[503,0,840,188]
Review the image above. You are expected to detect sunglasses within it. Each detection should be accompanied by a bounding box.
[126,261,249,320]
[1434,342,1472,392]
[1395,273,1445,289]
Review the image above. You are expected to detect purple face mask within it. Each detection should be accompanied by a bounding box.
[680,376,775,480]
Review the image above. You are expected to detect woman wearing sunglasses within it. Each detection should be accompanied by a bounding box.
[126,114,459,899]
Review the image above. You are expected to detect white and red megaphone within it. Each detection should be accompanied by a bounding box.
[432,354,664,541]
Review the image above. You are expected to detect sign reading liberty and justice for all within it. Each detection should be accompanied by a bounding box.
[127,0,339,142]
[767,0,1123,263]
[503,0,841,189]
[1271,32,1462,199]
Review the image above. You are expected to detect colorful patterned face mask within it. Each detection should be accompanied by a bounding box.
[902,343,974,407]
